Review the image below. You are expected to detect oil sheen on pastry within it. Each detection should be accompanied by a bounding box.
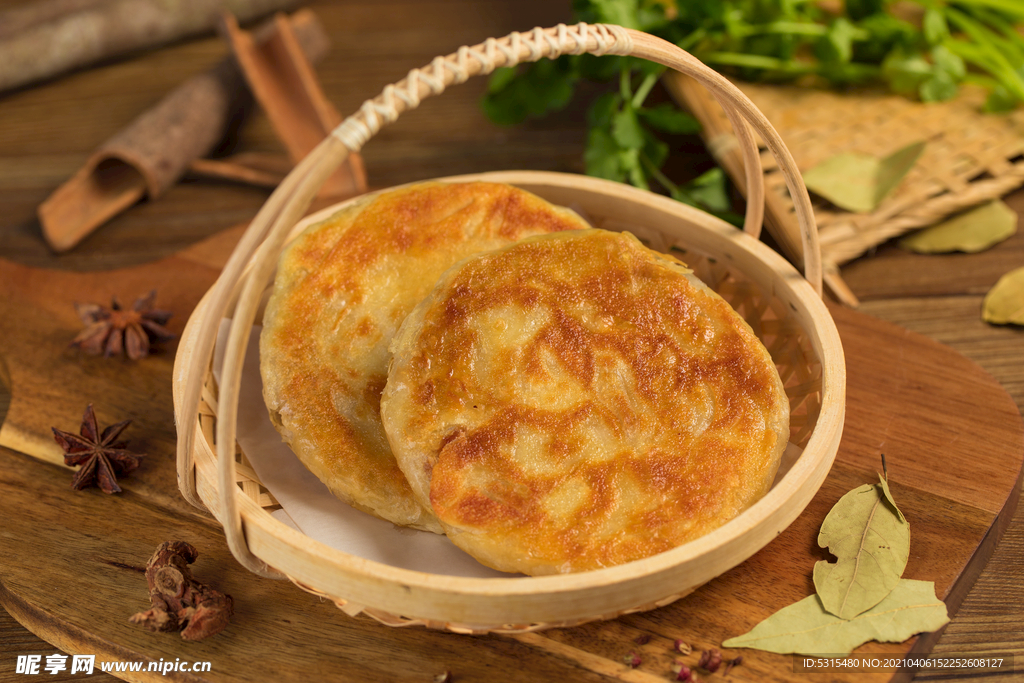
[260,182,591,532]
[381,229,789,570]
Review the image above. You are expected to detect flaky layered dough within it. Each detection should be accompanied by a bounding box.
[260,182,590,532]
[382,229,789,572]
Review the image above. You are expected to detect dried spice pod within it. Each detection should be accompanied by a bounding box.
[723,655,743,675]
[698,648,723,673]
[71,290,174,361]
[52,404,144,494]
[673,663,697,682]
[622,651,642,668]
[130,541,233,640]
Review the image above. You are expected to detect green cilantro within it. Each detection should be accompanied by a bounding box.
[481,0,1024,214]
[639,103,703,134]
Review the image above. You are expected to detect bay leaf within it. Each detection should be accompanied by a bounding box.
[877,474,906,523]
[899,200,1017,253]
[813,478,910,619]
[875,141,927,205]
[982,266,1024,326]
[802,141,925,213]
[722,579,949,655]
[802,153,878,213]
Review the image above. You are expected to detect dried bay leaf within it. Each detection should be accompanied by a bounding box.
[875,142,927,206]
[803,153,878,213]
[982,266,1024,326]
[899,200,1017,253]
[722,579,949,655]
[877,473,906,523]
[813,477,910,619]
[802,141,925,213]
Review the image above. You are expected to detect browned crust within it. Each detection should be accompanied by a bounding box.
[382,229,789,573]
[260,181,591,532]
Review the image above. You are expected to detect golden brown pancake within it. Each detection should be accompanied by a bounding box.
[381,229,789,572]
[260,182,591,532]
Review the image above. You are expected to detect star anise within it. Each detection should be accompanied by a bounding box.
[52,404,144,494]
[71,290,174,360]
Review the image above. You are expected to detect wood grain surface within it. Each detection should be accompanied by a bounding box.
[1,0,1023,681]
[0,250,1020,683]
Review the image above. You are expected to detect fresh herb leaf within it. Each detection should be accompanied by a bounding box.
[585,127,626,182]
[672,167,732,214]
[579,68,700,202]
[985,82,1022,112]
[612,104,646,150]
[638,102,702,134]
[642,126,669,169]
[481,0,1023,212]
[923,8,950,45]
[918,45,966,101]
[817,18,857,65]
[882,47,934,98]
[846,0,886,22]
[588,91,621,128]
[621,148,648,189]
[487,66,518,95]
[481,59,578,126]
[586,0,641,30]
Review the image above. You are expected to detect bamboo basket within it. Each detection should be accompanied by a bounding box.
[173,23,846,634]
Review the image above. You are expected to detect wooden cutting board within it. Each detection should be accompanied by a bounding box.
[0,224,1021,683]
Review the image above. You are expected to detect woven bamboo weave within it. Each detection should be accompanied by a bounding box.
[666,74,1024,303]
[173,24,846,632]
[186,172,829,633]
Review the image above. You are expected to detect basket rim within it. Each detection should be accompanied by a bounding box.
[174,171,845,608]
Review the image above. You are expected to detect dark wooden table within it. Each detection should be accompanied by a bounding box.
[1,1,1022,681]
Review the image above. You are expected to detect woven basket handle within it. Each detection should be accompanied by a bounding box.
[177,23,822,578]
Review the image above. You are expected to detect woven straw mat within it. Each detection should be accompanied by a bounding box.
[666,73,1024,275]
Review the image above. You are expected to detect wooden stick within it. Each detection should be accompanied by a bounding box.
[38,9,332,253]
[0,0,299,94]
